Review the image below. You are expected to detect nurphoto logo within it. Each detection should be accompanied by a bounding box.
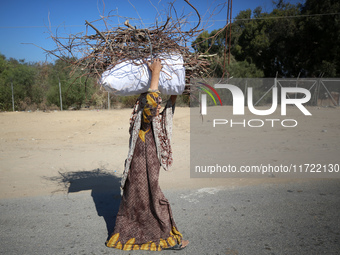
[197,79,312,128]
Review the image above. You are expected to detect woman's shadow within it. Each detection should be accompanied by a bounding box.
[45,168,121,238]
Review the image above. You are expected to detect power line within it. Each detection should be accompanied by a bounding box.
[0,25,89,29]
[0,12,339,29]
[205,12,340,22]
[232,12,340,21]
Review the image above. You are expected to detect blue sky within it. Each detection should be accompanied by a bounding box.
[0,0,303,63]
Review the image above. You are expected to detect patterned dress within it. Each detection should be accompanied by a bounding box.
[106,91,183,251]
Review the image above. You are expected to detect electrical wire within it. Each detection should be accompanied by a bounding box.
[0,12,339,29]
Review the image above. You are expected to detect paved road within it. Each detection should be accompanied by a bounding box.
[1,179,340,255]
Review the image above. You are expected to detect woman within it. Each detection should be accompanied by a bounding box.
[106,59,189,251]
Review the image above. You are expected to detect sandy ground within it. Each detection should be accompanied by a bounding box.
[0,106,339,199]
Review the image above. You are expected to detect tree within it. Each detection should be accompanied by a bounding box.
[0,54,38,110]
[299,0,340,77]
[231,0,340,77]
[192,29,226,56]
[0,54,11,110]
[0,53,98,111]
[47,58,96,109]
[193,0,340,78]
[192,10,264,79]
[232,3,302,77]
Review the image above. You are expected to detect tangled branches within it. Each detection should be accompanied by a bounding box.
[46,0,211,88]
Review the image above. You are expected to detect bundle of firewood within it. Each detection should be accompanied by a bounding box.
[46,0,211,89]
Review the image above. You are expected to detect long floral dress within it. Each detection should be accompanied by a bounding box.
[106,90,183,251]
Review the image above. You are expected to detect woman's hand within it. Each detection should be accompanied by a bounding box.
[147,58,162,75]
[147,58,162,91]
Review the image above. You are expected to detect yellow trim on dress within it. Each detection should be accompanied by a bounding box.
[106,227,183,251]
[123,238,135,251]
[106,232,119,247]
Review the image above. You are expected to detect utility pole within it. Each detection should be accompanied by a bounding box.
[223,0,233,78]
[58,77,63,111]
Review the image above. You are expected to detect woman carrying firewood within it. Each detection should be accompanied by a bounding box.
[106,58,189,251]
